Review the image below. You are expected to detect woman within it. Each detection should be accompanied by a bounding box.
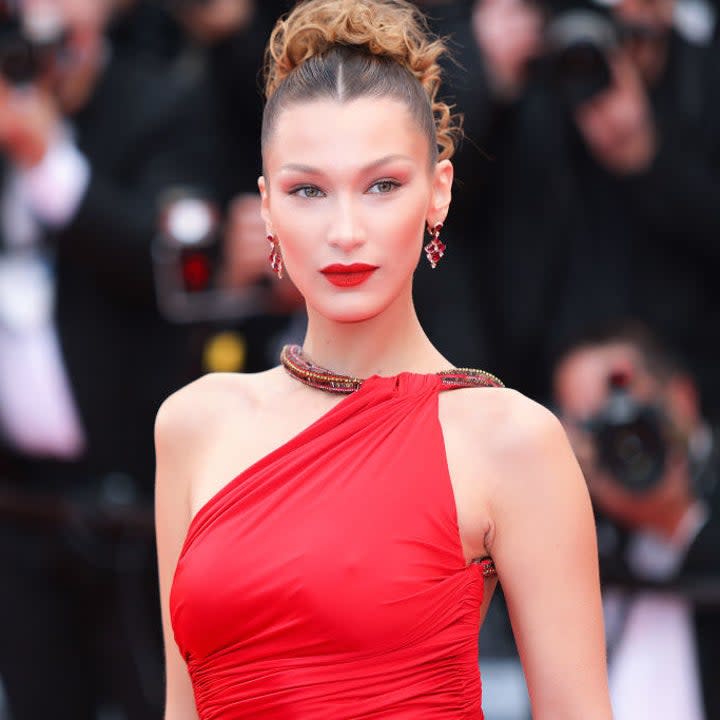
[155,1,612,718]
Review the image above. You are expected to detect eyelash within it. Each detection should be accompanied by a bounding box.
[290,179,401,198]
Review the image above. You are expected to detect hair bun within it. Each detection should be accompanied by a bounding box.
[264,0,461,160]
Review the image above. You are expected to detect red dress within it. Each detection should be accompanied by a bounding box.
[170,369,502,719]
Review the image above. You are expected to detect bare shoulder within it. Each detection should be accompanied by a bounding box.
[466,389,591,548]
[156,372,247,424]
[442,386,578,499]
[154,366,290,461]
[482,387,566,455]
[443,386,565,452]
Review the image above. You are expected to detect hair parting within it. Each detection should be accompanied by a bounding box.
[261,0,462,163]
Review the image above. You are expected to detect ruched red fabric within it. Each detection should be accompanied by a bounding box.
[170,370,499,719]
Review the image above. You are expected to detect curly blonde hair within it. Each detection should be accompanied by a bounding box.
[261,0,462,162]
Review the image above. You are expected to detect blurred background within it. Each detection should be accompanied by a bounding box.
[0,0,717,718]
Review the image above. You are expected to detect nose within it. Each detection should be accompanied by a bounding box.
[326,194,365,253]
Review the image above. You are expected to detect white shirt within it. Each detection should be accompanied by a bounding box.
[0,127,90,458]
[607,591,704,720]
[605,437,712,720]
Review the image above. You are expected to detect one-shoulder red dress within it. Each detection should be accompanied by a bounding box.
[170,369,502,719]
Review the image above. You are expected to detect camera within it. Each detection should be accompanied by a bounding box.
[534,2,664,107]
[583,371,669,493]
[541,7,617,107]
[0,1,67,85]
[152,188,269,323]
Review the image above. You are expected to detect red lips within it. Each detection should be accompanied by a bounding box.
[320,263,379,287]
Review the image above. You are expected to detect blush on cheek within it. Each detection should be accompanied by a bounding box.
[382,198,428,255]
[271,211,322,274]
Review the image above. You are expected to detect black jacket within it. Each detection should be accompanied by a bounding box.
[0,48,223,499]
[447,26,720,413]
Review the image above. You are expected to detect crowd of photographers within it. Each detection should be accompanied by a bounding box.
[0,0,717,718]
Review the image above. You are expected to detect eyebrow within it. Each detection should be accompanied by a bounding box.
[280,154,413,174]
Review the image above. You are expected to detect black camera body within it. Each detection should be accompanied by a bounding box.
[0,0,67,85]
[541,7,617,107]
[584,372,669,494]
[533,1,663,107]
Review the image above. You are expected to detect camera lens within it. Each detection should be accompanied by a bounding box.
[0,34,35,84]
[544,8,617,106]
[0,4,65,84]
[595,409,667,492]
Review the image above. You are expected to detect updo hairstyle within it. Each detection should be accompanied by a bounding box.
[262,0,461,164]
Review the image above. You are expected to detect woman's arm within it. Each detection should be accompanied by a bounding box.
[487,392,612,719]
[155,389,202,720]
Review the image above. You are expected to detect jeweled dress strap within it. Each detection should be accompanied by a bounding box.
[437,368,504,390]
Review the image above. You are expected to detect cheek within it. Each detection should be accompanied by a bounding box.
[367,191,429,258]
[269,200,321,265]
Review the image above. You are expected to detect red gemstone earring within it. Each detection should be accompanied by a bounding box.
[424,222,446,269]
[267,234,283,279]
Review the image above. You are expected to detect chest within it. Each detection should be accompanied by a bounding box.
[174,393,487,659]
[192,391,494,567]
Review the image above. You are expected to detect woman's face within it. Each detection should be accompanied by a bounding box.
[259,96,453,324]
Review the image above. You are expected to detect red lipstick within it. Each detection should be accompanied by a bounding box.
[320,263,378,287]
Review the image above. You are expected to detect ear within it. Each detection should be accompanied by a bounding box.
[427,158,453,228]
[258,175,272,233]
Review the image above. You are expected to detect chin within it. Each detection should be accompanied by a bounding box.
[308,293,394,324]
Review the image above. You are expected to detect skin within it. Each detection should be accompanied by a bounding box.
[574,51,658,175]
[156,95,612,719]
[472,0,544,101]
[173,0,256,44]
[0,0,112,167]
[614,0,674,85]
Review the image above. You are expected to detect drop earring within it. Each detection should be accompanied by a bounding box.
[424,222,445,269]
[267,234,283,279]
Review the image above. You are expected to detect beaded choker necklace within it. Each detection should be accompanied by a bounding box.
[280,344,504,394]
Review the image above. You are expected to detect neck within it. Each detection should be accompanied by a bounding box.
[301,284,449,378]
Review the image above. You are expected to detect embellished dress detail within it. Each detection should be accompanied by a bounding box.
[170,367,503,719]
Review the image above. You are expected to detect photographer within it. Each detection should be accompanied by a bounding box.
[455,0,720,411]
[552,321,720,719]
[155,0,304,372]
[0,0,222,717]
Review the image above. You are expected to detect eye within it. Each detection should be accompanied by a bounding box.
[368,179,400,194]
[291,185,325,199]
